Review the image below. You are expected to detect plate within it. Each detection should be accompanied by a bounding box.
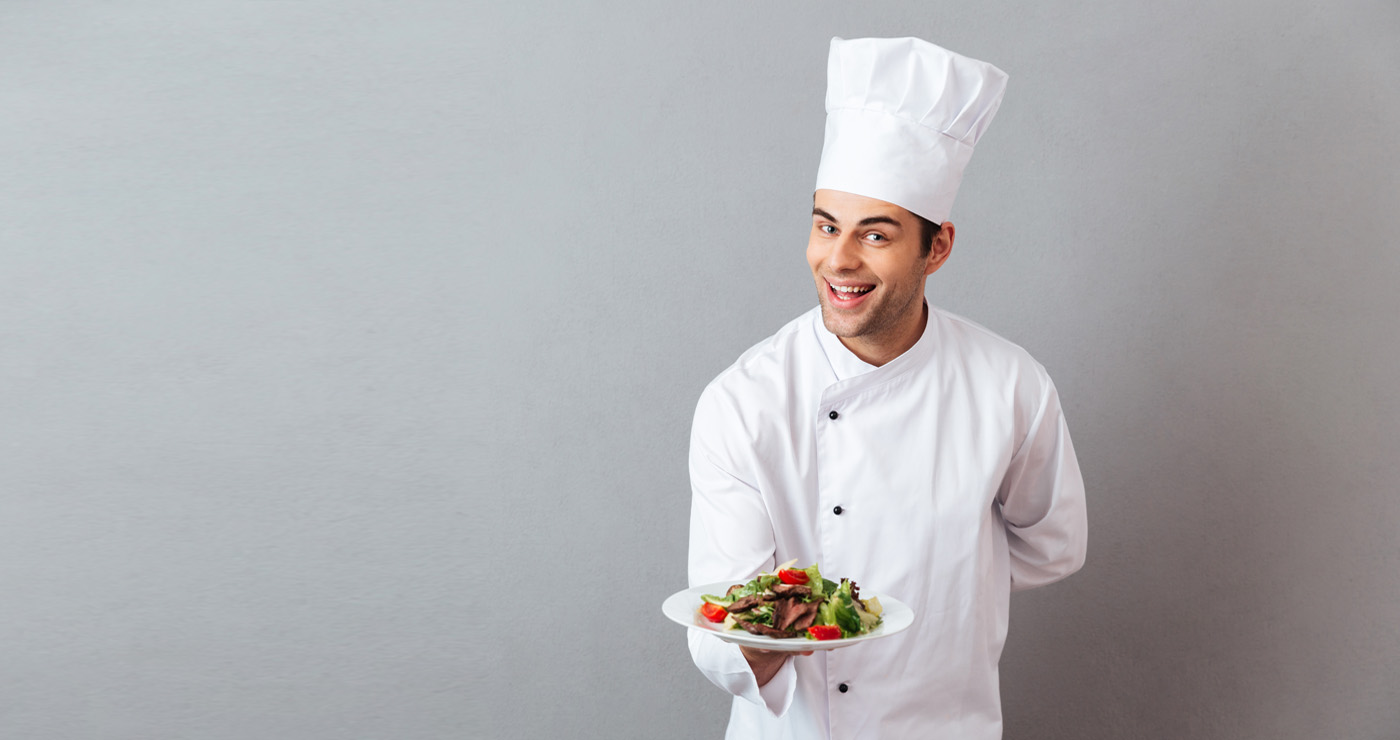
[662,580,914,652]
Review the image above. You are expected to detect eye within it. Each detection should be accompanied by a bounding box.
[865,232,887,243]
[818,224,837,235]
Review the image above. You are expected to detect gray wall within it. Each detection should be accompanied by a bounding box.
[4,1,1398,739]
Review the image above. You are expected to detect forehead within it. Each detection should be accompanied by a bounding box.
[812,189,914,224]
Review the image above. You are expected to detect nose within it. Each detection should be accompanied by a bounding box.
[826,234,861,272]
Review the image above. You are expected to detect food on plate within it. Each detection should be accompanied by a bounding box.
[699,562,883,640]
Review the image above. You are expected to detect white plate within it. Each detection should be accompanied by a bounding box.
[662,580,915,652]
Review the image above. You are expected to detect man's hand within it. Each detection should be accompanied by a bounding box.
[740,646,813,686]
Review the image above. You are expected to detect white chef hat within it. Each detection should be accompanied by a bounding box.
[814,36,1008,224]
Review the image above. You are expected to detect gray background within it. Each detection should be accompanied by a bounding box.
[4,1,1399,739]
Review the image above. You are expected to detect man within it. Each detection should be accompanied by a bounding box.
[687,37,1088,738]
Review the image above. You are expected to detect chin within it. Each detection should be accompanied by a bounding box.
[819,306,864,338]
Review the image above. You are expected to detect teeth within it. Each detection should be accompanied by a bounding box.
[832,284,872,294]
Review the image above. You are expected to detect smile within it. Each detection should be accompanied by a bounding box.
[826,280,874,306]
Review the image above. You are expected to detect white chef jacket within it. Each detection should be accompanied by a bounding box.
[687,303,1087,740]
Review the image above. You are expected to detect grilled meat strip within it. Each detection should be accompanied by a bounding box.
[770,583,813,598]
[773,598,822,632]
[736,621,801,639]
[725,594,771,613]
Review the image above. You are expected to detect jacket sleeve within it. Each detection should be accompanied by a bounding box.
[996,370,1088,592]
[685,383,797,717]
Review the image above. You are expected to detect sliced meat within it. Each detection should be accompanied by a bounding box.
[725,583,745,597]
[735,620,801,639]
[773,598,822,632]
[770,583,813,599]
[726,594,771,613]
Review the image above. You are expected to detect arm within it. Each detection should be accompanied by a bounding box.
[996,372,1088,592]
[685,385,799,713]
[740,647,793,686]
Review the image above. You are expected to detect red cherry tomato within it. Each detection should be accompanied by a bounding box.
[700,602,729,622]
[807,625,842,640]
[778,569,810,585]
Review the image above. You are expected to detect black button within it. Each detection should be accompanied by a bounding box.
[828,410,839,420]
[833,505,843,515]
[838,683,849,693]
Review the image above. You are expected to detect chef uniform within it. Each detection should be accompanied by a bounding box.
[687,37,1088,739]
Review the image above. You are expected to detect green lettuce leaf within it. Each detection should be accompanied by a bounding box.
[803,564,826,598]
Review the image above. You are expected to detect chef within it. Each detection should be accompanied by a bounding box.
[686,37,1088,739]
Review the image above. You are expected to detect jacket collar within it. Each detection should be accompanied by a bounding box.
[811,301,935,385]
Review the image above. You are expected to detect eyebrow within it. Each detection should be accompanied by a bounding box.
[812,207,903,229]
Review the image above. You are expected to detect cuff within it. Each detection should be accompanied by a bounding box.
[687,631,797,717]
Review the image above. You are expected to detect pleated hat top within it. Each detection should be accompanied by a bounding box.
[814,37,1008,224]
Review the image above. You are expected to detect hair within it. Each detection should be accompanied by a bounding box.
[917,214,942,257]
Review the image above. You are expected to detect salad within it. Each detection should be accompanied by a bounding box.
[697,561,883,641]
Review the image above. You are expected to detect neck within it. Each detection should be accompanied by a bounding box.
[839,301,928,367]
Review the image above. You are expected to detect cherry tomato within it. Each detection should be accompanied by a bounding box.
[778,569,810,585]
[700,602,729,622]
[807,625,842,640]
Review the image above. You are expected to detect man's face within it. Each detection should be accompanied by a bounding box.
[806,189,947,347]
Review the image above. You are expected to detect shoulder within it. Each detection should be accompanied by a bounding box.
[928,305,1055,408]
[700,309,816,396]
[693,308,819,423]
[932,305,1047,374]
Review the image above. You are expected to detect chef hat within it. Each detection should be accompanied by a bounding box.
[814,36,1008,224]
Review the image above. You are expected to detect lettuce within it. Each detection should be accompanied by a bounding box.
[726,573,779,599]
[830,580,864,635]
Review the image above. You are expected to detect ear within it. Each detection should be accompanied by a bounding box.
[924,221,955,276]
